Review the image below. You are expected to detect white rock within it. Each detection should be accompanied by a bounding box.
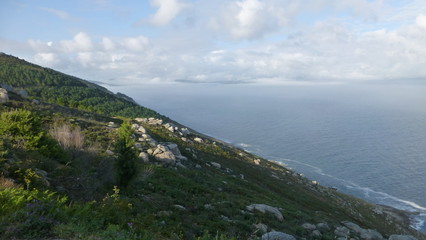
[139,152,150,162]
[253,223,268,233]
[210,162,221,169]
[261,231,296,240]
[302,223,316,231]
[0,88,9,103]
[246,204,283,221]
[181,128,190,136]
[138,126,146,133]
[254,159,261,165]
[194,137,203,143]
[131,123,139,129]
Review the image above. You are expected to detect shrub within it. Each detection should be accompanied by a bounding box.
[0,109,44,150]
[115,122,138,188]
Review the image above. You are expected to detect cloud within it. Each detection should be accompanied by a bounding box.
[147,0,188,26]
[416,14,426,29]
[40,7,72,20]
[60,32,93,52]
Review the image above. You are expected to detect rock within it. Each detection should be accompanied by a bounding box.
[147,149,154,155]
[134,143,142,149]
[210,162,221,169]
[181,137,188,142]
[107,122,118,128]
[360,229,383,240]
[261,231,296,240]
[246,204,283,221]
[254,159,261,165]
[302,223,316,231]
[311,230,322,239]
[167,126,174,132]
[181,128,190,136]
[173,205,186,210]
[342,221,363,235]
[105,149,114,155]
[131,123,139,129]
[194,137,203,143]
[389,235,418,240]
[334,226,350,238]
[17,89,28,98]
[154,150,176,166]
[139,152,150,162]
[0,83,13,92]
[0,88,9,103]
[204,204,214,210]
[254,223,268,233]
[137,126,146,133]
[134,118,146,123]
[32,99,40,104]
[195,164,202,169]
[176,162,186,168]
[165,143,182,156]
[316,222,330,233]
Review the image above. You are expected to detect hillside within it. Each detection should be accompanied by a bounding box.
[0,53,424,240]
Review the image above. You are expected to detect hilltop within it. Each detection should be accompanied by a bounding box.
[0,53,424,240]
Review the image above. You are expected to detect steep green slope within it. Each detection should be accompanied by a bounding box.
[0,53,160,118]
[0,54,424,240]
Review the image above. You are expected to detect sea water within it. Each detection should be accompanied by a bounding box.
[111,83,426,233]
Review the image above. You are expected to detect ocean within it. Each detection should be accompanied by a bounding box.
[111,83,426,233]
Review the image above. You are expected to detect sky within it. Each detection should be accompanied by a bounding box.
[1,0,426,85]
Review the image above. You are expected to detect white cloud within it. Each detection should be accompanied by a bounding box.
[148,0,188,26]
[102,37,115,51]
[33,53,59,67]
[60,32,93,52]
[122,36,149,51]
[416,14,426,29]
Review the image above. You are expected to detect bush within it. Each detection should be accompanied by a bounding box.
[115,122,138,188]
[0,109,44,150]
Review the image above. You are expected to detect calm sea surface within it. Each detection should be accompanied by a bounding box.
[112,83,426,232]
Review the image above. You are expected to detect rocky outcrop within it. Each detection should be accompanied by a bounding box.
[17,88,28,98]
[246,204,283,221]
[0,88,9,103]
[261,231,296,240]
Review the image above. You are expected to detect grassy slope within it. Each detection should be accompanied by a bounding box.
[0,54,424,240]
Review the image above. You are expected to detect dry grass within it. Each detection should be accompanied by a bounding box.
[49,122,85,150]
[0,176,18,189]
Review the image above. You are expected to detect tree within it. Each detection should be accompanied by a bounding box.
[114,121,138,188]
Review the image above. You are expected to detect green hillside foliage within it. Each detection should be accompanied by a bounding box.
[0,54,423,240]
[0,53,160,118]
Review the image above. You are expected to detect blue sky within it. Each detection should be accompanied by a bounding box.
[1,0,426,85]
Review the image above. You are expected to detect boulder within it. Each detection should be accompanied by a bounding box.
[246,204,283,221]
[334,226,350,238]
[165,143,182,156]
[0,88,9,103]
[0,83,13,92]
[261,231,296,240]
[253,223,268,233]
[254,159,261,165]
[194,137,203,143]
[131,123,139,129]
[17,89,28,98]
[360,229,383,240]
[316,222,330,233]
[210,162,221,169]
[311,230,322,239]
[389,235,418,240]
[302,223,316,231]
[139,152,150,163]
[181,128,190,136]
[342,221,364,234]
[137,126,146,133]
[154,151,176,166]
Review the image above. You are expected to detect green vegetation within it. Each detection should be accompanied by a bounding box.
[0,53,423,240]
[0,53,160,118]
[115,121,138,188]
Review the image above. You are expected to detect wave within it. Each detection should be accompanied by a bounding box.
[257,154,426,232]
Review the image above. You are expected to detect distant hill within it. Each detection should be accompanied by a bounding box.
[0,53,160,118]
